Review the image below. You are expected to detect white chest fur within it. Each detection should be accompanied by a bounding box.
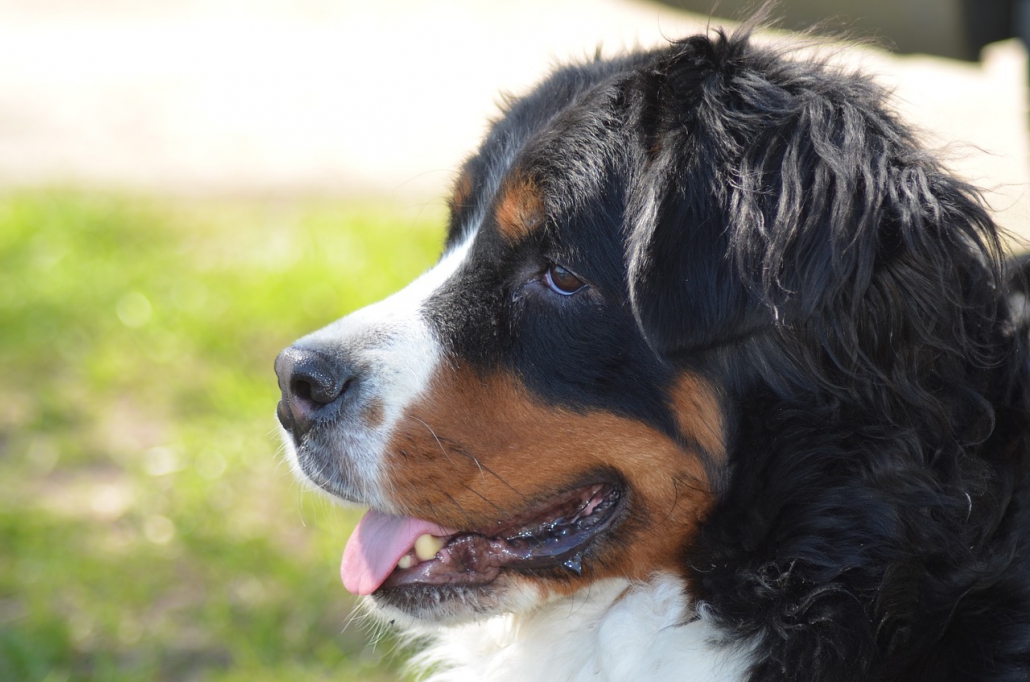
[405,574,751,682]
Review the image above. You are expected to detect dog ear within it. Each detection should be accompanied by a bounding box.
[628,31,1005,425]
[626,32,763,357]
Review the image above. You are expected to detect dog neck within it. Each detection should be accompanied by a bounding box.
[406,574,751,682]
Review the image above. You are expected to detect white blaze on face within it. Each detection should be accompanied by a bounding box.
[280,235,476,509]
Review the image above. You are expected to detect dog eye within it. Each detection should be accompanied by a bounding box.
[544,264,588,296]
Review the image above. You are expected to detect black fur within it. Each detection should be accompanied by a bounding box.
[641,33,1030,682]
[422,26,1030,680]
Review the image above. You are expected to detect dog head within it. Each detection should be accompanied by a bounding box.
[275,29,1007,629]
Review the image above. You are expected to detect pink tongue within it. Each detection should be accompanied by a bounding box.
[341,510,454,595]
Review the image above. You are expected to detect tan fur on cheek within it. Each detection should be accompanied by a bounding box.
[381,368,725,588]
[671,373,726,463]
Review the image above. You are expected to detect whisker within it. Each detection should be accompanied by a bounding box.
[441,490,477,527]
[413,417,464,470]
[459,482,505,514]
[412,418,527,501]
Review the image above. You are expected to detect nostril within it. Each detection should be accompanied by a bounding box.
[290,376,314,404]
[290,370,349,407]
[274,346,356,437]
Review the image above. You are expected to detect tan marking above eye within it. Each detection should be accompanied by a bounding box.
[495,175,545,243]
[449,168,474,213]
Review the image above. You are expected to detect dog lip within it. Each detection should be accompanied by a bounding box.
[378,482,623,592]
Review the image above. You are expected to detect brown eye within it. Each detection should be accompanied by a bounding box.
[544,264,587,296]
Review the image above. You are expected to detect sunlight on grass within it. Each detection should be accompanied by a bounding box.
[0,191,446,681]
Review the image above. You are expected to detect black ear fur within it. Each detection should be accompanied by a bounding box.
[620,29,1030,681]
[627,30,762,356]
[628,29,1007,440]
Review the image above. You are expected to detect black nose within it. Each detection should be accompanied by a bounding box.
[274,346,354,439]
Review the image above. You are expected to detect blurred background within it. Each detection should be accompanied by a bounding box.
[1,1,1027,680]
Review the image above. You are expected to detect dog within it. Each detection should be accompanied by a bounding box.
[274,24,1030,681]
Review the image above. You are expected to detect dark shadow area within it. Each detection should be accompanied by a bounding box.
[654,0,1016,60]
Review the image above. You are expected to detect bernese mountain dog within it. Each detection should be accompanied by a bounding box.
[274,24,1030,682]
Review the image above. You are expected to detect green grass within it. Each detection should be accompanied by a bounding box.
[0,190,447,681]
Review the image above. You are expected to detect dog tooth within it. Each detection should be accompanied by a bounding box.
[414,534,445,561]
[397,554,415,570]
